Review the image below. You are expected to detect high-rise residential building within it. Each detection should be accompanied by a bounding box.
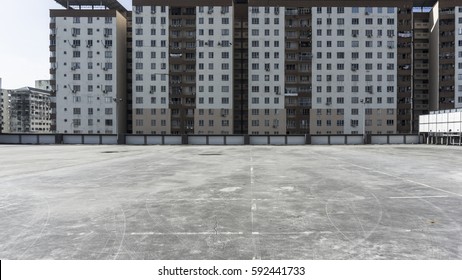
[50,0,128,138]
[49,0,462,137]
[0,87,52,133]
[131,1,235,135]
[429,0,462,112]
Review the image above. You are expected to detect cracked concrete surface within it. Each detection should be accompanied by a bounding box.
[0,144,461,259]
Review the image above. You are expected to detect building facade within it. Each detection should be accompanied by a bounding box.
[49,0,462,136]
[1,87,52,133]
[50,0,127,137]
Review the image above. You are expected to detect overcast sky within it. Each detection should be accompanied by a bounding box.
[0,0,132,89]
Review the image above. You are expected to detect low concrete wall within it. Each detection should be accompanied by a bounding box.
[63,135,84,144]
[39,135,56,144]
[226,136,245,145]
[0,133,422,145]
[83,135,100,145]
[371,134,422,145]
[209,136,225,145]
[126,135,145,145]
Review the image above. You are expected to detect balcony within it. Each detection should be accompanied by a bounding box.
[414,63,429,69]
[414,74,429,79]
[414,22,430,29]
[415,84,429,90]
[414,53,429,59]
[414,32,430,39]
[414,43,429,49]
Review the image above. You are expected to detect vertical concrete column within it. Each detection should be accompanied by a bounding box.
[305,134,311,144]
[244,135,250,145]
[182,135,188,145]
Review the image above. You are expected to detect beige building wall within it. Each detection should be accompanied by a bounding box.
[195,109,233,134]
[132,108,171,134]
[248,108,286,135]
[310,108,396,135]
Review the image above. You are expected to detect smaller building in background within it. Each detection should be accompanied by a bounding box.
[0,78,5,133]
[2,87,53,133]
[35,80,53,91]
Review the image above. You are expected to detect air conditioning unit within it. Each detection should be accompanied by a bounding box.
[149,90,154,94]
[86,44,91,48]
[71,67,76,71]
[104,33,109,37]
[365,11,370,15]
[367,34,372,38]
[265,68,270,72]
[326,102,331,106]
[72,33,77,37]
[352,68,357,72]
[208,10,213,14]
[273,125,278,128]
[221,114,226,117]
[102,90,107,94]
[352,33,358,37]
[102,67,108,71]
[351,124,357,127]
[71,44,76,48]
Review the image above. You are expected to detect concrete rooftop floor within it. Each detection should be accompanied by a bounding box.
[0,144,461,260]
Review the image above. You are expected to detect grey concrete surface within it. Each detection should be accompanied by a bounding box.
[0,144,461,260]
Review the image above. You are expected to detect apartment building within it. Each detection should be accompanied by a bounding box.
[130,1,235,135]
[50,0,127,137]
[429,0,462,112]
[311,6,402,135]
[0,87,52,133]
[413,10,431,131]
[0,78,5,133]
[50,0,462,137]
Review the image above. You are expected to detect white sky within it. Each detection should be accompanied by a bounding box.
[0,0,132,89]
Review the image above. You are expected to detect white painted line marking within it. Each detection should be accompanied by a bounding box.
[318,153,462,198]
[129,232,244,235]
[389,195,449,199]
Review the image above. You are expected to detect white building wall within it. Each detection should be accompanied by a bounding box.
[311,7,397,134]
[195,6,234,134]
[132,5,169,110]
[196,6,233,110]
[455,6,462,108]
[248,6,285,134]
[55,14,122,134]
